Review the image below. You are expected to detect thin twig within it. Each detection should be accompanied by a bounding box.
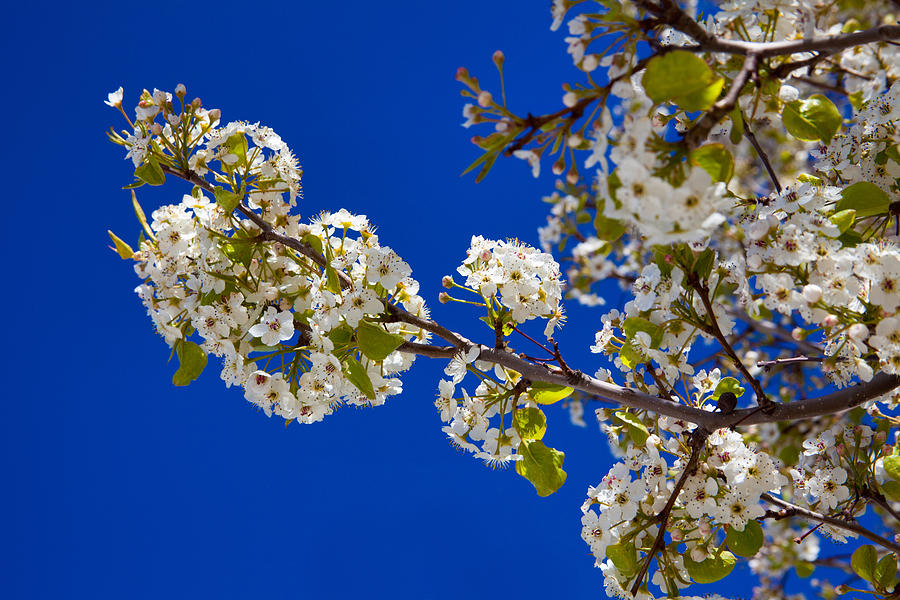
[743,118,783,194]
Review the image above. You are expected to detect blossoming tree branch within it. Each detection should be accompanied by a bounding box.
[107,0,900,598]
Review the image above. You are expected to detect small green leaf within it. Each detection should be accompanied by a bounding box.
[684,550,737,584]
[884,455,900,482]
[726,520,764,557]
[836,181,890,218]
[357,320,406,362]
[880,480,900,502]
[594,214,627,242]
[605,542,638,577]
[642,50,723,111]
[829,209,856,234]
[712,377,745,402]
[131,191,155,240]
[224,132,249,163]
[876,553,898,588]
[622,316,664,348]
[134,157,166,186]
[729,105,744,145]
[328,325,354,347]
[692,248,717,281]
[529,381,574,405]
[515,439,567,497]
[172,340,208,387]
[794,562,815,578]
[690,144,734,182]
[214,186,243,213]
[613,410,649,446]
[852,545,877,582]
[782,94,842,143]
[513,406,547,440]
[107,230,134,259]
[343,357,375,399]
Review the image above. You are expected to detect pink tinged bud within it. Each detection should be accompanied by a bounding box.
[439,292,450,304]
[477,90,493,108]
[567,135,583,148]
[150,123,163,135]
[582,54,599,72]
[802,284,823,303]
[566,169,579,186]
[823,314,839,328]
[698,520,711,536]
[834,585,849,595]
[876,431,887,444]
[191,97,202,109]
[562,92,577,108]
[690,547,707,562]
[848,323,869,341]
[455,67,469,82]
[174,84,186,98]
[552,159,565,176]
[884,444,894,455]
[492,50,505,67]
[792,327,806,341]
[835,444,846,456]
[442,275,455,288]
[670,528,683,542]
[208,109,221,121]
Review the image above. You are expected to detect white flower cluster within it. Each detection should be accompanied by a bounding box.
[456,236,565,338]
[131,192,428,423]
[581,428,787,596]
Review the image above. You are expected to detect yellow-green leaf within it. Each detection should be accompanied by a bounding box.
[852,545,877,582]
[594,214,626,242]
[343,357,375,399]
[606,542,638,577]
[529,381,574,405]
[729,105,744,145]
[642,50,722,111]
[685,550,736,584]
[613,410,649,446]
[782,94,842,143]
[829,209,856,234]
[876,553,898,588]
[690,144,734,182]
[214,186,243,213]
[884,456,900,482]
[725,520,764,557]
[515,439,566,497]
[357,319,406,362]
[107,230,134,259]
[514,406,547,440]
[795,562,815,578]
[131,191,155,240]
[836,182,890,218]
[880,480,900,502]
[172,340,208,387]
[712,377,745,402]
[134,157,166,186]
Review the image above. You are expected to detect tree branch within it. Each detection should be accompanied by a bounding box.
[761,493,900,554]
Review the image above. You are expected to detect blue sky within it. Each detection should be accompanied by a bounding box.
[1,1,824,598]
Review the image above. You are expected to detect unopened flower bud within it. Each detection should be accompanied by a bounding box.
[823,314,839,328]
[492,50,505,68]
[848,323,869,341]
[698,520,711,536]
[566,168,579,186]
[191,97,202,109]
[778,84,800,103]
[174,83,186,98]
[690,547,707,562]
[802,284,823,303]
[477,90,493,108]
[439,292,450,304]
[150,123,163,135]
[552,158,565,176]
[442,275,455,288]
[567,134,583,148]
[562,92,577,108]
[582,54,599,72]
[792,327,806,341]
[208,108,221,122]
[876,430,887,444]
[835,444,846,456]
[834,585,849,595]
[670,528,683,542]
[884,444,894,455]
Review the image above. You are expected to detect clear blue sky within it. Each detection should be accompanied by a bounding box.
[2,1,776,598]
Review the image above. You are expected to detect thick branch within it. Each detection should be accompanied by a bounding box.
[762,493,900,554]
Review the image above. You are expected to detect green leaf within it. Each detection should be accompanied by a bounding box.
[107,230,134,259]
[712,377,745,402]
[605,542,638,576]
[726,520,764,557]
[357,319,406,362]
[782,94,842,143]
[594,214,626,242]
[172,340,207,387]
[794,562,815,578]
[880,480,900,502]
[729,105,744,145]
[884,455,900,482]
[642,50,723,111]
[684,550,737,584]
[343,357,375,399]
[515,439,567,497]
[690,144,734,182]
[836,181,890,218]
[693,248,717,281]
[528,381,574,405]
[829,209,856,234]
[851,545,877,582]
[224,132,249,163]
[122,180,146,189]
[513,406,547,440]
[876,553,899,588]
[613,410,649,446]
[134,157,166,186]
[328,325,354,347]
[622,316,664,348]
[214,186,243,213]
[131,191,155,240]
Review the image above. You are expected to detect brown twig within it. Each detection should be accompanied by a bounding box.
[742,118,783,194]
[758,355,826,369]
